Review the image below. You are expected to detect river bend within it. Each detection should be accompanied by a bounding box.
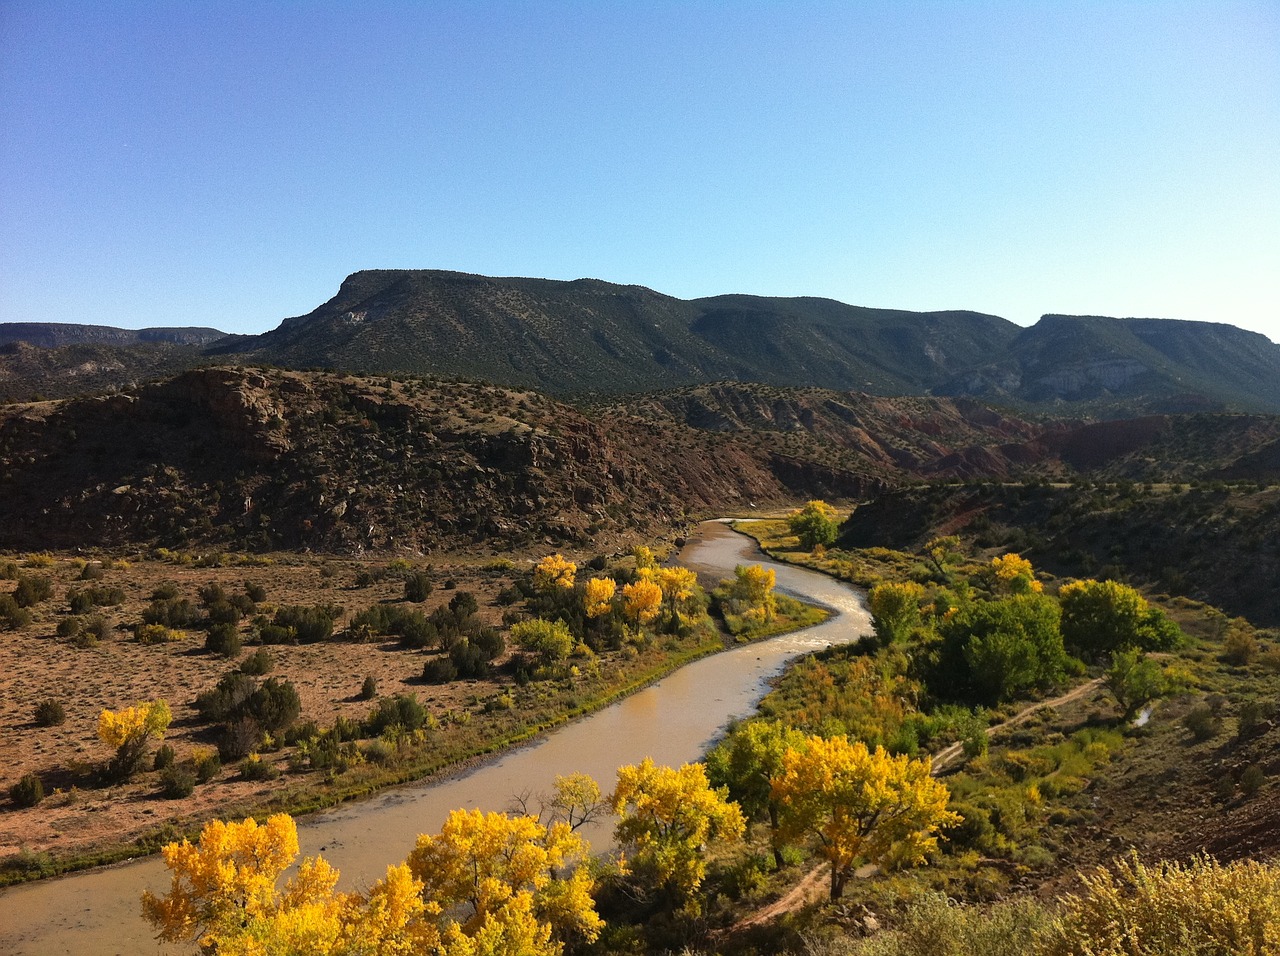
[0,520,871,954]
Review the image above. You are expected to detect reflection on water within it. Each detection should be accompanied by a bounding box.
[0,521,871,955]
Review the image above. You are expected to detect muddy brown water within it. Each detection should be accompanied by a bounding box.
[0,521,871,954]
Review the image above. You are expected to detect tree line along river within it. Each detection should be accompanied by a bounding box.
[0,520,872,955]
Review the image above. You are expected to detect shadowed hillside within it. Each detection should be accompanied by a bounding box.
[1,367,1063,555]
[840,480,1280,625]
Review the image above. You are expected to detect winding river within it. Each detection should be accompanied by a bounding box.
[0,521,871,955]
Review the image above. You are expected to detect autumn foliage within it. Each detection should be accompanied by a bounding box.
[773,734,959,899]
[99,699,171,780]
[142,810,601,956]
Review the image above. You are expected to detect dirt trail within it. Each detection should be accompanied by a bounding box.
[931,677,1104,772]
[727,677,1106,933]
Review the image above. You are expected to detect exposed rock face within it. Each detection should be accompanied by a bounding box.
[0,368,1065,555]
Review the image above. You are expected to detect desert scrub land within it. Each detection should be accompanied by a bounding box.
[0,544,811,884]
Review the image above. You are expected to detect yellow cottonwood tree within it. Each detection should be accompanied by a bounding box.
[533,554,576,592]
[728,563,776,622]
[773,735,959,899]
[611,757,745,905]
[582,577,617,619]
[143,810,597,956]
[654,566,699,624]
[98,699,171,779]
[986,553,1042,594]
[622,578,663,625]
[407,808,602,954]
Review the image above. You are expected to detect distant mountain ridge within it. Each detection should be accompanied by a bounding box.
[5,270,1279,413]
[0,322,228,348]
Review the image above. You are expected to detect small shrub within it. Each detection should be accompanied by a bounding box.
[160,765,195,798]
[10,773,45,807]
[56,616,82,639]
[239,648,274,675]
[83,585,125,607]
[404,571,433,603]
[23,552,55,568]
[205,623,242,657]
[362,739,397,765]
[194,750,222,783]
[136,623,184,645]
[1223,623,1258,666]
[423,657,459,683]
[143,597,199,628]
[273,604,340,644]
[205,600,243,627]
[33,699,66,727]
[365,693,427,735]
[1183,704,1220,742]
[239,754,279,781]
[359,675,378,700]
[67,589,93,614]
[79,563,105,580]
[1238,700,1265,740]
[283,720,320,746]
[244,581,267,602]
[13,574,53,607]
[81,614,113,643]
[0,593,33,629]
[1241,764,1265,796]
[153,744,176,770]
[0,560,19,579]
[151,582,181,601]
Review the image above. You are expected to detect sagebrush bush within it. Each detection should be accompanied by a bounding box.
[1044,854,1280,955]
[136,623,184,645]
[360,675,378,700]
[239,648,274,675]
[153,744,176,770]
[57,617,82,638]
[10,773,45,808]
[1182,703,1220,741]
[33,699,66,727]
[205,622,242,657]
[160,765,195,799]
[13,574,53,607]
[239,754,279,781]
[0,593,33,629]
[243,580,267,602]
[404,570,433,603]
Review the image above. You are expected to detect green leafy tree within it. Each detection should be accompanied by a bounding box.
[1104,647,1169,722]
[1058,579,1181,660]
[935,594,1069,706]
[788,500,840,549]
[868,581,924,645]
[512,618,574,666]
[705,720,807,867]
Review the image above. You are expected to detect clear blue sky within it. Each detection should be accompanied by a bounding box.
[2,1,1277,342]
